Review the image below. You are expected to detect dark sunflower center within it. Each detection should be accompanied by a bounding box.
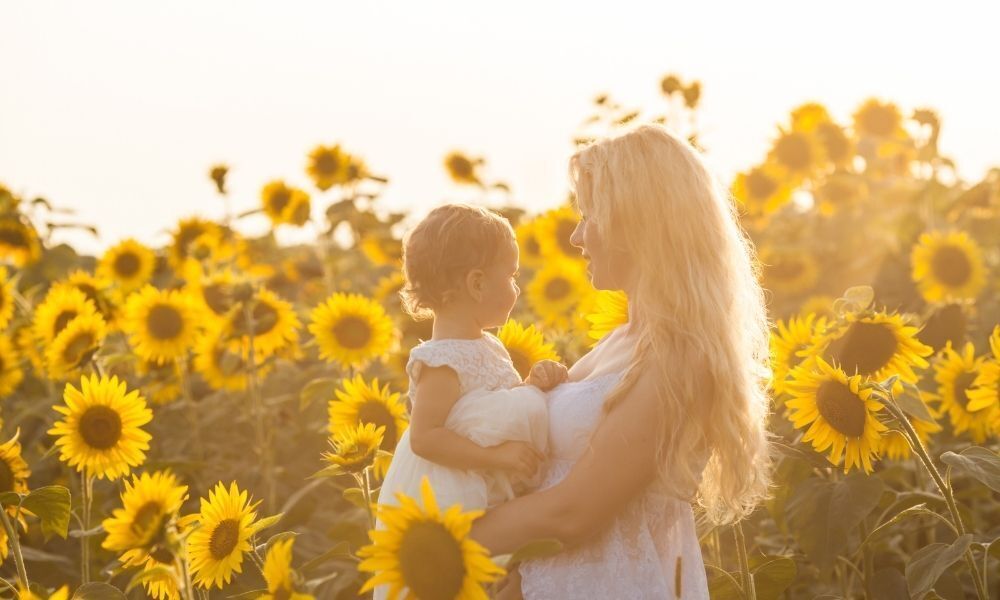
[268,189,291,214]
[333,316,372,349]
[509,349,531,379]
[130,501,165,544]
[826,322,898,377]
[0,226,27,246]
[147,305,183,340]
[315,152,342,175]
[930,246,972,288]
[818,123,850,162]
[955,372,978,410]
[556,220,577,256]
[747,170,778,199]
[202,283,233,315]
[79,405,123,450]
[0,459,15,493]
[62,332,96,366]
[448,156,474,180]
[177,225,208,257]
[209,518,241,559]
[775,134,813,171]
[214,346,244,376]
[150,545,175,564]
[398,520,466,600]
[916,303,966,353]
[54,310,78,337]
[815,380,867,437]
[544,278,571,301]
[859,106,897,137]
[358,402,397,451]
[114,252,142,278]
[241,301,279,336]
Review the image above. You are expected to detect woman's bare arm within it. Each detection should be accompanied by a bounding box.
[470,372,662,554]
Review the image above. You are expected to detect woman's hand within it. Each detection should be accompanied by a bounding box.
[526,360,569,391]
[488,440,545,480]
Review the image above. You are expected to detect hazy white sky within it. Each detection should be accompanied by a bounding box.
[2,0,999,255]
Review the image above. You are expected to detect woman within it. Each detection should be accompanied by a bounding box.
[471,124,774,599]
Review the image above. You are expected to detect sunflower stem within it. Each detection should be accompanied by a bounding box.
[0,506,29,588]
[243,297,276,513]
[80,472,94,584]
[733,521,755,600]
[358,470,376,532]
[177,358,205,465]
[881,398,988,600]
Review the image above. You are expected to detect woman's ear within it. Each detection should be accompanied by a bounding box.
[465,269,485,302]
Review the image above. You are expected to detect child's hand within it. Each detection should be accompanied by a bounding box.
[526,359,569,392]
[489,441,544,480]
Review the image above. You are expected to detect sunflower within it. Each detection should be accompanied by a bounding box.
[323,422,385,475]
[262,537,314,600]
[185,268,240,324]
[526,259,593,330]
[16,585,70,600]
[46,312,108,380]
[64,270,119,329]
[816,121,854,168]
[534,205,581,260]
[0,267,15,330]
[122,286,203,365]
[168,217,220,271]
[48,374,153,480]
[308,293,397,369]
[768,128,826,182]
[732,162,794,216]
[785,358,888,474]
[515,219,545,268]
[881,405,942,461]
[0,218,42,266]
[910,231,987,303]
[769,313,829,396]
[102,470,189,553]
[0,428,31,561]
[260,181,311,227]
[374,272,406,308]
[329,374,409,478]
[33,286,100,346]
[496,320,560,379]
[814,173,867,216]
[758,246,820,297]
[443,151,481,185]
[799,295,837,322]
[810,310,932,384]
[0,334,24,398]
[98,239,157,292]
[853,98,907,140]
[209,164,228,195]
[307,144,351,191]
[916,301,971,355]
[187,481,263,589]
[359,477,505,599]
[361,234,404,267]
[193,323,272,392]
[584,290,629,346]
[790,103,832,133]
[228,287,300,358]
[967,358,1000,439]
[928,342,993,442]
[134,358,183,405]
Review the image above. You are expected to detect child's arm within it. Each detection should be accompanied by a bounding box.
[409,365,544,478]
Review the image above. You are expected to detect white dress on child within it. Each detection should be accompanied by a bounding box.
[519,371,710,599]
[377,331,549,515]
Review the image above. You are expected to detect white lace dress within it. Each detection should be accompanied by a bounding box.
[519,371,710,599]
[377,332,548,513]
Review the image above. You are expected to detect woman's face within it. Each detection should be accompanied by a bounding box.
[570,182,635,291]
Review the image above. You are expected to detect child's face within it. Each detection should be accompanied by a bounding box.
[475,242,520,328]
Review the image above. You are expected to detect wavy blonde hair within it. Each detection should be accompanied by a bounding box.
[571,123,774,525]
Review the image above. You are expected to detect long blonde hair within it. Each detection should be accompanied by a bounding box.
[571,123,774,525]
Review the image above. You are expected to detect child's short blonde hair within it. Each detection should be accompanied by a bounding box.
[401,203,515,319]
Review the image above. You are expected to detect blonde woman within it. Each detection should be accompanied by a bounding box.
[471,124,774,599]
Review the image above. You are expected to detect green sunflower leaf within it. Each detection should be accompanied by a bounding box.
[940,446,1000,492]
[71,582,127,600]
[300,377,339,411]
[22,485,72,541]
[904,533,973,599]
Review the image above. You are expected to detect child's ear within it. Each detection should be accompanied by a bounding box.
[466,269,485,302]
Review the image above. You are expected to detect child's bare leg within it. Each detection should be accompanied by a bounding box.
[495,565,524,600]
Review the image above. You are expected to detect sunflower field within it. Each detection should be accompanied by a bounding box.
[0,73,998,600]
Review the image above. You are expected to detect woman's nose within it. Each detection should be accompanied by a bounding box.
[569,220,585,250]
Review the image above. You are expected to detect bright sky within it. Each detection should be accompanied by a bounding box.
[2,0,999,255]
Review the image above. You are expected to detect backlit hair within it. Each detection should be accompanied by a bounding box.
[570,123,774,525]
[400,203,515,320]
